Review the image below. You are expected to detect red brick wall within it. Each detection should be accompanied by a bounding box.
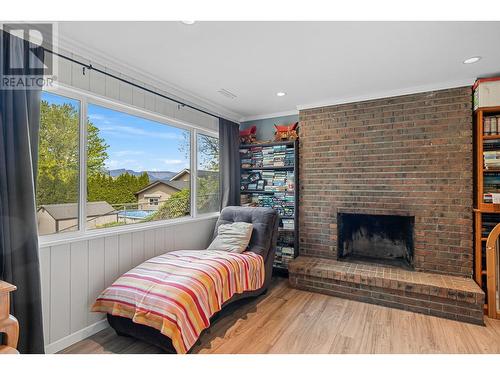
[298,87,473,277]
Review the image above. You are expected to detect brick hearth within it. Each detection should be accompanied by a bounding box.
[289,256,485,325]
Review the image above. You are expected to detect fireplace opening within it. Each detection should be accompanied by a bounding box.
[337,213,414,269]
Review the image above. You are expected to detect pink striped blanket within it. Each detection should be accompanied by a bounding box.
[91,250,265,353]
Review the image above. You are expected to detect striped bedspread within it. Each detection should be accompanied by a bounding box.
[91,250,265,353]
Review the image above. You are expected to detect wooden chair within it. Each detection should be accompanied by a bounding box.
[0,281,19,354]
[486,224,500,319]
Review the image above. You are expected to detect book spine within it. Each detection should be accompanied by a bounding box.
[485,117,491,135]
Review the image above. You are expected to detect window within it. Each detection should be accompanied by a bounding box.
[86,104,191,229]
[196,133,220,214]
[36,92,80,235]
[37,88,219,238]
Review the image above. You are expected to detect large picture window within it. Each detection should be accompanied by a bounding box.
[36,92,80,235]
[36,89,219,238]
[86,104,191,229]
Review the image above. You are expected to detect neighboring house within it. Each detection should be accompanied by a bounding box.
[170,168,218,182]
[37,201,118,235]
[170,168,191,183]
[135,180,188,210]
[135,169,218,210]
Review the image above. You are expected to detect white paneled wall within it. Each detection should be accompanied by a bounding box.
[53,49,220,132]
[40,217,217,353]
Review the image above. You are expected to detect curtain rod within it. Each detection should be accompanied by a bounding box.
[44,48,221,120]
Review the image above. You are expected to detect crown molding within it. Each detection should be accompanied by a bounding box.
[56,33,242,123]
[239,109,299,123]
[297,78,475,111]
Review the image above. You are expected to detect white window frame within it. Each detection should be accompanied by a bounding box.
[195,131,221,216]
[39,84,219,246]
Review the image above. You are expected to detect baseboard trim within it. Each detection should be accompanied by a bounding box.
[45,319,109,354]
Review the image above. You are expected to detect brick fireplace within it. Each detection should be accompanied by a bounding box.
[288,87,485,324]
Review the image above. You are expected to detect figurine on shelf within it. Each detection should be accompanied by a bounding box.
[240,125,257,144]
[274,122,298,141]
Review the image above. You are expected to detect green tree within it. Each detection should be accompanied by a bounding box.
[87,172,150,206]
[147,188,190,221]
[37,100,109,206]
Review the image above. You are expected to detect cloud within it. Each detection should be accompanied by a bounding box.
[111,150,145,157]
[162,159,184,165]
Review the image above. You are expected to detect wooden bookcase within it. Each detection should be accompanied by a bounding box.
[474,106,500,315]
[239,140,299,271]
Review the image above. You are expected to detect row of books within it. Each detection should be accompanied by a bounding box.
[484,173,500,198]
[240,170,294,192]
[483,116,500,135]
[273,246,295,268]
[483,140,500,151]
[481,214,500,237]
[484,151,500,169]
[263,171,294,192]
[240,145,294,168]
[259,194,295,217]
[282,218,295,230]
[278,231,294,244]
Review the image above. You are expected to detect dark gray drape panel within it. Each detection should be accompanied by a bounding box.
[219,118,240,209]
[0,31,45,353]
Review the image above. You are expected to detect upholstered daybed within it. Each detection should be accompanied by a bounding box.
[93,206,279,353]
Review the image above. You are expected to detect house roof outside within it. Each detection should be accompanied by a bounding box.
[170,168,190,181]
[134,180,188,196]
[134,169,218,196]
[37,201,116,221]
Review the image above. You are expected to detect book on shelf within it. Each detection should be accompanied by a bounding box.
[484,115,500,136]
[483,139,500,151]
[483,192,500,204]
[483,150,500,169]
[282,218,295,230]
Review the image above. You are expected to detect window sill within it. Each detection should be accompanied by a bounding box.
[38,212,220,248]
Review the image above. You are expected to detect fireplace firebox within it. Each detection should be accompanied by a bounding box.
[337,213,414,269]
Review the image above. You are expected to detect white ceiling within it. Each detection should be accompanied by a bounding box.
[59,21,500,121]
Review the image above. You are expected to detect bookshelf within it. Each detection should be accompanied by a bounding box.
[474,106,500,315]
[239,140,299,271]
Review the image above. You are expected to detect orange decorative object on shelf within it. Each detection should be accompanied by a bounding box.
[274,122,298,141]
[240,125,257,144]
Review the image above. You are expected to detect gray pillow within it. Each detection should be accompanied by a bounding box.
[207,222,253,253]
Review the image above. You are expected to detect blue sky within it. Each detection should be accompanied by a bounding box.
[42,92,190,173]
[88,104,190,172]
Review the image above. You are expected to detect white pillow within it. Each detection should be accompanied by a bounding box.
[207,222,253,253]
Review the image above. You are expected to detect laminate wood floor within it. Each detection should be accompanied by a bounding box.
[60,277,500,354]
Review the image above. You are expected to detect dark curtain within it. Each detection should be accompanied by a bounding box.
[0,31,45,353]
[219,118,240,209]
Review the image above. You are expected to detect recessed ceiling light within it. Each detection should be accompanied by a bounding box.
[181,20,196,25]
[463,56,481,64]
[276,92,286,97]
